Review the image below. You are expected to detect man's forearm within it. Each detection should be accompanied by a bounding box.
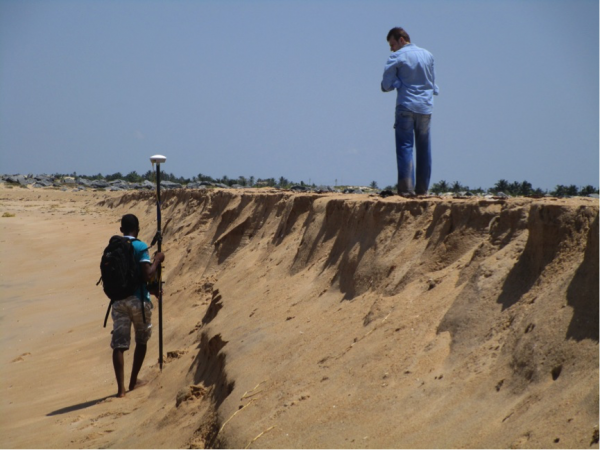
[142,258,162,282]
[381,70,401,92]
[149,259,161,279]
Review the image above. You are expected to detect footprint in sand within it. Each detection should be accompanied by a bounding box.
[11,352,31,363]
[166,349,188,361]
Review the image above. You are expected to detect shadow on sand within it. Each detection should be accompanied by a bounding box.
[47,395,114,416]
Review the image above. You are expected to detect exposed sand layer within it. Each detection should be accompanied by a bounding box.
[1,186,598,448]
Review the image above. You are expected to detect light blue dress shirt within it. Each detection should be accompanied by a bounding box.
[381,43,439,115]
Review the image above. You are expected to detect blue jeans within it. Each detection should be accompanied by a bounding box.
[394,105,432,195]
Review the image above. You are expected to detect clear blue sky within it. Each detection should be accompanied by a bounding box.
[1,0,598,190]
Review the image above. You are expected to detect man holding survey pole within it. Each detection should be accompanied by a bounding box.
[110,214,164,398]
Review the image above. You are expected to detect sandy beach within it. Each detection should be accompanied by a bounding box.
[1,185,598,448]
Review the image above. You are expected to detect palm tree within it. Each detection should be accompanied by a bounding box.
[579,185,599,196]
[493,179,510,194]
[451,181,467,193]
[565,185,579,196]
[519,181,533,196]
[430,180,449,194]
[551,185,568,197]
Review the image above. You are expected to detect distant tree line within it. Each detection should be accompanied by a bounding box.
[424,179,598,197]
[57,171,598,197]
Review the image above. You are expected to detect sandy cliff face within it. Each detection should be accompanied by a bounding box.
[2,187,596,449]
[96,189,598,448]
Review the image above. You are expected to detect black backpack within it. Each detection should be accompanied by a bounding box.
[97,236,146,326]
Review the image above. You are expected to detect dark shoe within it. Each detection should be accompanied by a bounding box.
[398,191,416,198]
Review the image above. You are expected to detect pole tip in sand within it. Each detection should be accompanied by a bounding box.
[150,155,167,164]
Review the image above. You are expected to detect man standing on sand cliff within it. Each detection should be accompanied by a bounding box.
[381,27,439,197]
[111,214,164,398]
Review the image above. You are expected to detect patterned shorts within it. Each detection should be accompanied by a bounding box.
[110,296,153,350]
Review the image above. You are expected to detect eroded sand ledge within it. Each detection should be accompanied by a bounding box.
[2,187,598,448]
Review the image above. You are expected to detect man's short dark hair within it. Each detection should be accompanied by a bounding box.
[387,27,410,43]
[121,214,140,234]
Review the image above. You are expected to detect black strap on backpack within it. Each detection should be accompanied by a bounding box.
[103,299,114,328]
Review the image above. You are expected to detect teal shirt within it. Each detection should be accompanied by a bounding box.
[125,236,152,303]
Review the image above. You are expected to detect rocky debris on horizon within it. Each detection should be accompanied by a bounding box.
[0,173,258,192]
[4,174,55,188]
[290,185,310,192]
[0,174,362,194]
[1,174,191,191]
[0,174,259,192]
[343,187,365,194]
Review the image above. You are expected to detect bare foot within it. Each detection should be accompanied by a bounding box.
[129,378,149,391]
[116,391,126,398]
